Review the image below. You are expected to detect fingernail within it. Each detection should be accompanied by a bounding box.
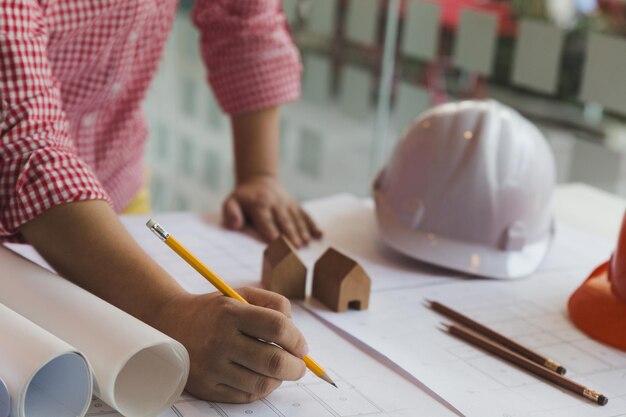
[300,342,310,357]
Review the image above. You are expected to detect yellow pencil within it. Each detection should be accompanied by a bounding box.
[146,219,337,388]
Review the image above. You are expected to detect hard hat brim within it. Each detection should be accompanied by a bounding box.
[568,262,626,352]
[374,191,553,280]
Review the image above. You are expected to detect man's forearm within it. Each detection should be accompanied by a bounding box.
[18,200,186,326]
[231,106,280,184]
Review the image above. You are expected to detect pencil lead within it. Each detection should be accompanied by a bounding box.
[319,373,337,388]
[437,322,451,332]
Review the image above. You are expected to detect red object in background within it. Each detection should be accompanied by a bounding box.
[568,211,626,352]
[438,0,517,37]
[598,0,626,33]
[609,213,626,303]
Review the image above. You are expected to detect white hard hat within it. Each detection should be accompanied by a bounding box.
[373,100,556,279]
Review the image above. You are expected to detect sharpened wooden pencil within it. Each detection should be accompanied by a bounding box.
[442,323,608,406]
[427,299,566,375]
[147,219,337,388]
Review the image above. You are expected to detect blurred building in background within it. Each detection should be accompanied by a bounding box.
[144,0,626,212]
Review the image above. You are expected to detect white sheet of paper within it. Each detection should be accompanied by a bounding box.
[345,0,378,45]
[0,248,189,417]
[7,194,620,417]
[111,195,614,295]
[453,8,498,76]
[85,305,456,417]
[298,213,624,417]
[512,19,564,94]
[401,0,441,60]
[0,303,92,417]
[580,32,626,116]
[114,196,455,296]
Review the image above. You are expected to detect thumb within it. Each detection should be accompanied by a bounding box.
[222,196,244,230]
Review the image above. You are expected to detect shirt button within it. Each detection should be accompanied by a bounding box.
[129,30,139,42]
[112,82,122,93]
[82,114,96,127]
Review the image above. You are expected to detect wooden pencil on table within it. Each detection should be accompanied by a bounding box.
[426,299,567,375]
[442,323,608,406]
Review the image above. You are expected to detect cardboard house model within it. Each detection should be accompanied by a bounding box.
[312,248,371,312]
[261,236,307,300]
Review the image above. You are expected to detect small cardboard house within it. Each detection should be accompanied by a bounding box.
[262,236,307,300]
[312,248,371,312]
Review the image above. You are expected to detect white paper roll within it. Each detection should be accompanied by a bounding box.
[0,303,92,417]
[0,248,189,417]
[0,377,9,417]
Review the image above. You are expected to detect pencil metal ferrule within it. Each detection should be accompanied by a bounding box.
[544,358,561,373]
[147,220,169,241]
[583,389,601,402]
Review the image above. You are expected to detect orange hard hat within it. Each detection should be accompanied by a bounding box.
[568,212,626,351]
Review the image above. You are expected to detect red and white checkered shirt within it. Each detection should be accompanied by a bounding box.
[0,0,301,240]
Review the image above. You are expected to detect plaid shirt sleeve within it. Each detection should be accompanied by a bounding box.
[191,0,302,115]
[0,1,110,240]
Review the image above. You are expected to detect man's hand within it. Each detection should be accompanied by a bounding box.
[222,176,322,248]
[155,287,308,403]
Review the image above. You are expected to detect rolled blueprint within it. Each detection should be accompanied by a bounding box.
[0,376,10,417]
[0,248,189,417]
[0,303,92,417]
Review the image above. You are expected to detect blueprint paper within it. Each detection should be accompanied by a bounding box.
[0,248,189,417]
[85,305,456,417]
[115,196,456,295]
[0,303,91,417]
[299,195,612,287]
[304,258,626,416]
[6,194,622,417]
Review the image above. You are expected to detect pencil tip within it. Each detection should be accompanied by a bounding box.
[319,373,337,388]
[556,366,567,375]
[437,322,451,332]
[598,395,608,406]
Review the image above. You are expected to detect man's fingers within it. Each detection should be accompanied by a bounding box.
[211,384,261,404]
[222,197,245,230]
[237,287,292,318]
[289,207,311,244]
[231,336,306,381]
[249,207,280,242]
[301,209,323,238]
[220,362,282,397]
[237,306,308,357]
[273,207,302,247]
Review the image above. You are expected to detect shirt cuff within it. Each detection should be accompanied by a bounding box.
[209,50,302,115]
[0,148,112,241]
